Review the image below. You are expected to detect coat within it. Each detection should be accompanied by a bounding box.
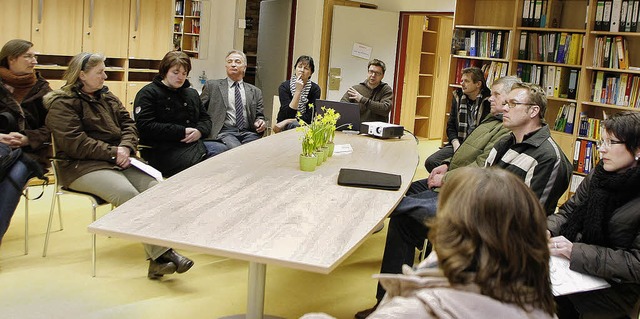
[134,76,211,177]
[369,265,555,318]
[44,87,136,187]
[200,78,265,139]
[0,72,52,167]
[340,81,393,123]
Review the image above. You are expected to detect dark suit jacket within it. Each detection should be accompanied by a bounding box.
[200,78,265,139]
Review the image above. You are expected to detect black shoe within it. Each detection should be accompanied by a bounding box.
[148,259,177,279]
[354,303,379,319]
[159,249,194,274]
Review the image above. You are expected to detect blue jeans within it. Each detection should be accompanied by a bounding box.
[218,127,261,149]
[203,140,228,158]
[0,160,30,243]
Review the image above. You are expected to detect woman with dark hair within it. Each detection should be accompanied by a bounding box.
[273,55,321,132]
[0,39,51,245]
[134,50,224,177]
[548,111,640,318]
[45,52,193,279]
[368,167,556,318]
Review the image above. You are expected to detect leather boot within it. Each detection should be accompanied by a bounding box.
[148,259,177,279]
[159,249,194,274]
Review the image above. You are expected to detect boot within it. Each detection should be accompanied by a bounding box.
[159,249,194,274]
[148,259,177,279]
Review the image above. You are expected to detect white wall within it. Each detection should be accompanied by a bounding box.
[367,0,455,12]
[292,0,324,83]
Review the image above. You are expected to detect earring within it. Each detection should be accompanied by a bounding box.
[636,155,639,161]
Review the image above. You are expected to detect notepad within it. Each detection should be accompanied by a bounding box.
[337,168,401,191]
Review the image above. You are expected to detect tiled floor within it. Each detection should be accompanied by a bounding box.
[0,138,440,319]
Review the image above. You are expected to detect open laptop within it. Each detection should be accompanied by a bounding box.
[314,99,361,131]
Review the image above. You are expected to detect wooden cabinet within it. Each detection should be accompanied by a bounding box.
[83,0,130,58]
[31,0,84,56]
[399,15,453,139]
[128,0,174,60]
[0,0,31,46]
[173,0,202,58]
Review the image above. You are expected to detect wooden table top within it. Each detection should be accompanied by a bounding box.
[88,130,419,274]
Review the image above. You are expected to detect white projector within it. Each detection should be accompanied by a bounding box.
[360,121,404,139]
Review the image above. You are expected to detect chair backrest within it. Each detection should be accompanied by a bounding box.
[267,95,280,136]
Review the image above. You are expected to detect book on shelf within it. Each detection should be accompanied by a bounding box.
[570,175,586,193]
[568,69,579,100]
[615,36,628,70]
[469,30,477,57]
[175,0,184,15]
[451,29,466,54]
[564,103,576,133]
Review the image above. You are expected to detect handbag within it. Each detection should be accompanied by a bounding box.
[0,142,49,199]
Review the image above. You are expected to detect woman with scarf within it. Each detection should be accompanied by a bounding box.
[0,39,51,245]
[548,111,640,318]
[273,55,320,132]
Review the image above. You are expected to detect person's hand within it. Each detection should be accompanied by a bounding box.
[254,119,266,133]
[347,87,363,103]
[181,127,202,143]
[295,77,305,92]
[7,132,28,147]
[549,236,573,260]
[273,119,295,133]
[451,139,461,152]
[427,164,448,189]
[0,133,17,148]
[116,146,131,168]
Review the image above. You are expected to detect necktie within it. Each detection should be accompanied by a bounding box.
[233,81,246,130]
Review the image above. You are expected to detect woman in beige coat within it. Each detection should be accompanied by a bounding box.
[369,167,556,318]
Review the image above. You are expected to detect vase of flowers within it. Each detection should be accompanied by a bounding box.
[297,114,317,172]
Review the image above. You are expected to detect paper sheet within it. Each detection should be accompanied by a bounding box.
[550,256,610,296]
[333,144,353,155]
[130,158,164,182]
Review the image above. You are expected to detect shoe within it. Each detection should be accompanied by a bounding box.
[159,249,194,274]
[354,303,379,319]
[148,259,177,279]
[372,222,385,234]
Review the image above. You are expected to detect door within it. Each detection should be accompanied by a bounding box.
[326,6,399,104]
[128,0,173,59]
[255,0,291,123]
[1,0,31,45]
[83,0,130,58]
[31,0,84,56]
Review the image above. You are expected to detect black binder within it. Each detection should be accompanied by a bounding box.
[337,168,402,191]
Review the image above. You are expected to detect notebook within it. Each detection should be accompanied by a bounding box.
[337,168,402,191]
[314,99,361,131]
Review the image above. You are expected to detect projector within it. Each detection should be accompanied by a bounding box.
[360,121,404,139]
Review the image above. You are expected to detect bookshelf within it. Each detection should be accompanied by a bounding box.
[174,0,202,58]
[449,0,640,203]
[399,15,453,139]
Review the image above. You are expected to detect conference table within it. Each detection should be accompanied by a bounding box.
[88,129,419,318]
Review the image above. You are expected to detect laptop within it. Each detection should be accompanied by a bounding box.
[314,99,361,131]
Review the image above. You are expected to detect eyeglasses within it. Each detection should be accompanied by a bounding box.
[368,69,383,77]
[596,138,625,149]
[504,101,535,108]
[22,54,37,61]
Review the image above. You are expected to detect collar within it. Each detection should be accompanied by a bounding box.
[226,78,243,88]
[512,124,550,148]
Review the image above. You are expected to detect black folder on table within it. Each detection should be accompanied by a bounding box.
[337,168,401,191]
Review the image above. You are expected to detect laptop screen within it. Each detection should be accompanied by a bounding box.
[314,99,361,131]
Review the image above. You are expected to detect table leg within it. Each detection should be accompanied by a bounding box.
[247,262,266,319]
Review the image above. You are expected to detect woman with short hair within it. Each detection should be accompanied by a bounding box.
[45,52,193,279]
[273,55,320,132]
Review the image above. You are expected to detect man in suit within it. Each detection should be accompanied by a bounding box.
[200,50,266,149]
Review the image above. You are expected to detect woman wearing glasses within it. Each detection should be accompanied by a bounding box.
[548,111,640,318]
[0,39,51,245]
[45,52,194,279]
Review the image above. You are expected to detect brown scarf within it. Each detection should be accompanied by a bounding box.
[0,66,36,103]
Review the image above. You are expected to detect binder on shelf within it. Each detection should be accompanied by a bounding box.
[522,0,533,27]
[603,0,613,30]
[469,30,477,57]
[546,65,556,97]
[584,141,593,174]
[564,103,576,134]
[615,36,628,69]
[568,69,578,99]
[549,0,564,28]
[533,0,544,26]
[593,71,605,103]
[620,0,629,31]
[631,0,639,31]
[519,31,528,60]
[610,0,623,31]
[577,140,587,173]
[595,0,605,30]
[573,140,581,170]
[603,36,612,68]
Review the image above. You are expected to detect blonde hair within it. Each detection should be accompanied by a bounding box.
[429,167,555,315]
[61,52,105,93]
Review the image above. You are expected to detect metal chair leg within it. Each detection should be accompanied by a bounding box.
[91,203,97,277]
[24,188,29,255]
[42,192,60,257]
[57,195,63,231]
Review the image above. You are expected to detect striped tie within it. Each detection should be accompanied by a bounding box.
[233,81,246,130]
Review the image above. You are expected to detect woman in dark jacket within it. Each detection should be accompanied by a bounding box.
[0,39,51,244]
[273,55,320,132]
[548,111,640,318]
[46,52,193,279]
[134,51,224,177]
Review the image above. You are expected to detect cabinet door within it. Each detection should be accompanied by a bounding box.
[1,0,31,45]
[125,82,147,115]
[128,0,173,59]
[429,17,453,139]
[31,0,83,55]
[83,0,130,57]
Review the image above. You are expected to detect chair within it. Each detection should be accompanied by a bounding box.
[23,171,58,255]
[42,157,111,277]
[266,95,280,136]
